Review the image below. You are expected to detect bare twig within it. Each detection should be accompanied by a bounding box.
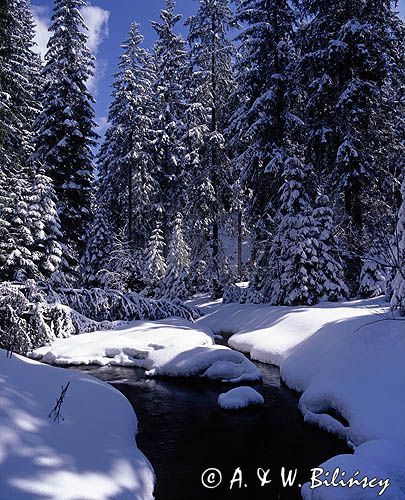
[49,382,71,423]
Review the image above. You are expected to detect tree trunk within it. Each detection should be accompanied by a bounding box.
[128,164,133,244]
[237,210,243,280]
[344,177,363,295]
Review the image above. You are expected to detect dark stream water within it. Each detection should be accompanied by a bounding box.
[71,345,349,500]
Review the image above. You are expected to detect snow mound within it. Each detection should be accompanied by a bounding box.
[218,386,264,410]
[146,346,261,383]
[0,349,154,500]
[31,317,260,384]
[301,453,405,500]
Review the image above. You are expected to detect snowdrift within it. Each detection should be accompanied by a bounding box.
[0,349,155,500]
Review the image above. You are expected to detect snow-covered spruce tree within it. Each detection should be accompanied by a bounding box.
[150,0,188,238]
[186,0,235,297]
[266,155,321,306]
[231,0,299,289]
[0,0,50,282]
[28,171,63,279]
[81,197,114,287]
[34,0,97,274]
[313,195,348,301]
[295,0,405,294]
[143,222,167,297]
[182,53,212,292]
[358,252,387,299]
[98,23,157,247]
[0,0,40,163]
[391,178,405,315]
[162,213,191,300]
[0,181,37,281]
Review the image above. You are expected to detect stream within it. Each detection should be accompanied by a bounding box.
[71,339,349,500]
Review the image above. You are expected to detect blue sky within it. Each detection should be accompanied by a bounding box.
[31,0,405,138]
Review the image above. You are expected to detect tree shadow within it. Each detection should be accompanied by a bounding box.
[0,351,154,499]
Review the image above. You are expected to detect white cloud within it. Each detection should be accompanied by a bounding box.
[31,3,110,56]
[31,5,51,59]
[81,4,110,54]
[87,58,108,95]
[95,115,108,137]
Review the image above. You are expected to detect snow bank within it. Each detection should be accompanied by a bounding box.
[31,317,261,384]
[301,449,405,499]
[0,349,154,500]
[198,297,405,497]
[218,386,264,410]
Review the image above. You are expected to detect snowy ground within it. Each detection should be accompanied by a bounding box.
[31,317,261,383]
[0,349,154,500]
[25,295,405,498]
[197,297,405,498]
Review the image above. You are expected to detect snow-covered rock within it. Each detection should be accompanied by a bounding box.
[218,386,264,410]
[0,349,154,500]
[31,317,261,384]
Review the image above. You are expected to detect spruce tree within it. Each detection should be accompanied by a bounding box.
[295,0,405,293]
[266,156,320,306]
[186,0,235,296]
[231,0,299,289]
[0,0,46,281]
[162,213,190,300]
[313,195,348,301]
[29,171,63,280]
[151,0,188,238]
[182,52,212,292]
[98,23,156,247]
[358,255,387,298]
[34,0,97,272]
[81,198,114,287]
[143,222,167,297]
[0,182,36,281]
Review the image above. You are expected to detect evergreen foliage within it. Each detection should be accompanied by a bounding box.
[162,213,190,300]
[143,222,167,297]
[34,0,97,271]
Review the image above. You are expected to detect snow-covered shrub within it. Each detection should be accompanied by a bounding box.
[0,282,57,355]
[97,231,145,292]
[0,283,33,355]
[0,282,202,355]
[223,283,265,304]
[41,285,202,323]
